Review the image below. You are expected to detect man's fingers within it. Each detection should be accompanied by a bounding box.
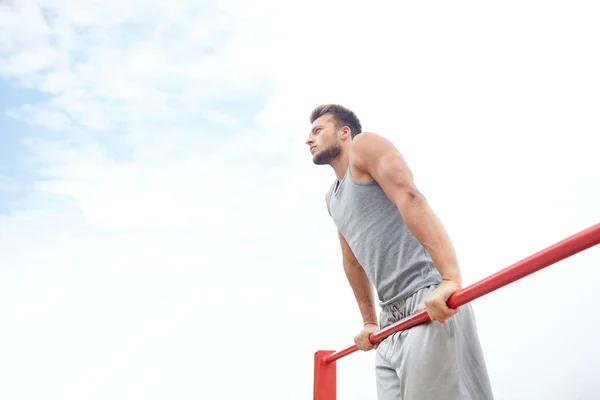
[440,307,458,323]
[426,308,435,321]
[355,335,374,351]
[426,293,461,324]
[426,303,458,323]
[445,307,458,318]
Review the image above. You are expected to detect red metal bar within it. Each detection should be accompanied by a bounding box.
[323,222,600,364]
[314,350,336,400]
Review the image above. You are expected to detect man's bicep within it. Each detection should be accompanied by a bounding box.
[375,154,421,206]
[353,133,421,207]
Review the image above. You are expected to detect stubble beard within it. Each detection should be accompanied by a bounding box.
[313,142,342,166]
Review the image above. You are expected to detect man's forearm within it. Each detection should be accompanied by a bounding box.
[343,261,379,326]
[397,194,463,286]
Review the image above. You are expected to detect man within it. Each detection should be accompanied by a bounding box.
[306,104,493,400]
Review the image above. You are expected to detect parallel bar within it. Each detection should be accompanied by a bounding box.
[324,222,600,364]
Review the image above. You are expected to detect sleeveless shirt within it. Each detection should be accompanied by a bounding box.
[328,166,442,307]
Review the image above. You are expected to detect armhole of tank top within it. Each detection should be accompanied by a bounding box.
[348,163,377,186]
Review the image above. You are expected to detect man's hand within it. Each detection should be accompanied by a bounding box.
[354,323,380,351]
[424,280,461,323]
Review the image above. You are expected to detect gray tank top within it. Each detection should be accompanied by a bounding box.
[328,166,442,307]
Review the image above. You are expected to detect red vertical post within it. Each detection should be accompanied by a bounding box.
[314,350,336,400]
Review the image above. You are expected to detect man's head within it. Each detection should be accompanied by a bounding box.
[306,104,362,165]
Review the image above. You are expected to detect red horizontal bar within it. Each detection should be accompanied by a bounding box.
[324,222,600,364]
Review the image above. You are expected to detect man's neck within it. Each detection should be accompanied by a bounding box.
[331,151,350,182]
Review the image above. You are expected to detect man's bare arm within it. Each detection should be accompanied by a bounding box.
[338,230,378,326]
[351,133,462,286]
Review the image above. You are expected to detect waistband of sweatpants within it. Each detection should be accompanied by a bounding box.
[380,283,439,313]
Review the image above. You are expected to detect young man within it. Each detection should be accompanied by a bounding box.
[306,104,493,400]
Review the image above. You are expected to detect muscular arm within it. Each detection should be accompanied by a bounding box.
[351,133,462,286]
[338,231,379,326]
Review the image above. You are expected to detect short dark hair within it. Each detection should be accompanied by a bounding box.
[310,104,362,138]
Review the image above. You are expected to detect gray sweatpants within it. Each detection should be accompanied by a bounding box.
[375,284,494,400]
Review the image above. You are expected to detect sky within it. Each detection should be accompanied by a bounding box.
[1,1,599,399]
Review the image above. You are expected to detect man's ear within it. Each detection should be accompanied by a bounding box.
[340,126,351,140]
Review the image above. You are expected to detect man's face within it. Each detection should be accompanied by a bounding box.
[306,114,343,165]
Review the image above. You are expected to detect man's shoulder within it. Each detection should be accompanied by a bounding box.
[325,185,333,216]
[351,131,383,149]
[350,132,397,161]
[325,185,333,201]
[350,132,398,177]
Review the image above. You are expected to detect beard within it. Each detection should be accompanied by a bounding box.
[313,142,342,165]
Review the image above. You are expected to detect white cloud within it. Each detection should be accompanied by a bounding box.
[1,1,600,399]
